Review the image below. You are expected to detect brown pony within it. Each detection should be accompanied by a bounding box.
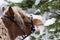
[0,6,43,40]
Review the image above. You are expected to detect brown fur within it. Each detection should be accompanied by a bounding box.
[1,17,31,40]
[1,17,24,40]
[0,6,42,40]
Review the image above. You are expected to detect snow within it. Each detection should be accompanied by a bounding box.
[24,36,30,40]
[37,25,45,35]
[8,0,23,3]
[34,9,40,13]
[0,0,8,5]
[26,8,36,14]
[35,0,40,5]
[49,0,52,2]
[44,18,56,26]
[49,29,56,32]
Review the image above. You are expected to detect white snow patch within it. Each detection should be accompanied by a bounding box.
[8,0,23,3]
[35,0,40,5]
[34,9,40,13]
[24,36,30,40]
[44,18,56,26]
[49,29,56,32]
[0,0,8,5]
[31,33,40,38]
[37,25,45,35]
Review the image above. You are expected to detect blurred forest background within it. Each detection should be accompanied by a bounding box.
[1,0,60,40]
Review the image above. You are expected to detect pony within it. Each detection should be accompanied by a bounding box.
[0,6,43,40]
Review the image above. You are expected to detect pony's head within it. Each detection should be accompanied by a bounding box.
[13,7,43,26]
[2,6,36,39]
[1,6,28,40]
[1,6,44,40]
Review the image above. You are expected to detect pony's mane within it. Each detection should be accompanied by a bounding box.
[12,7,26,27]
[12,6,30,17]
[12,7,26,14]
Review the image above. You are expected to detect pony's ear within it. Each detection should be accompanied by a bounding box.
[2,7,6,12]
[5,6,14,17]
